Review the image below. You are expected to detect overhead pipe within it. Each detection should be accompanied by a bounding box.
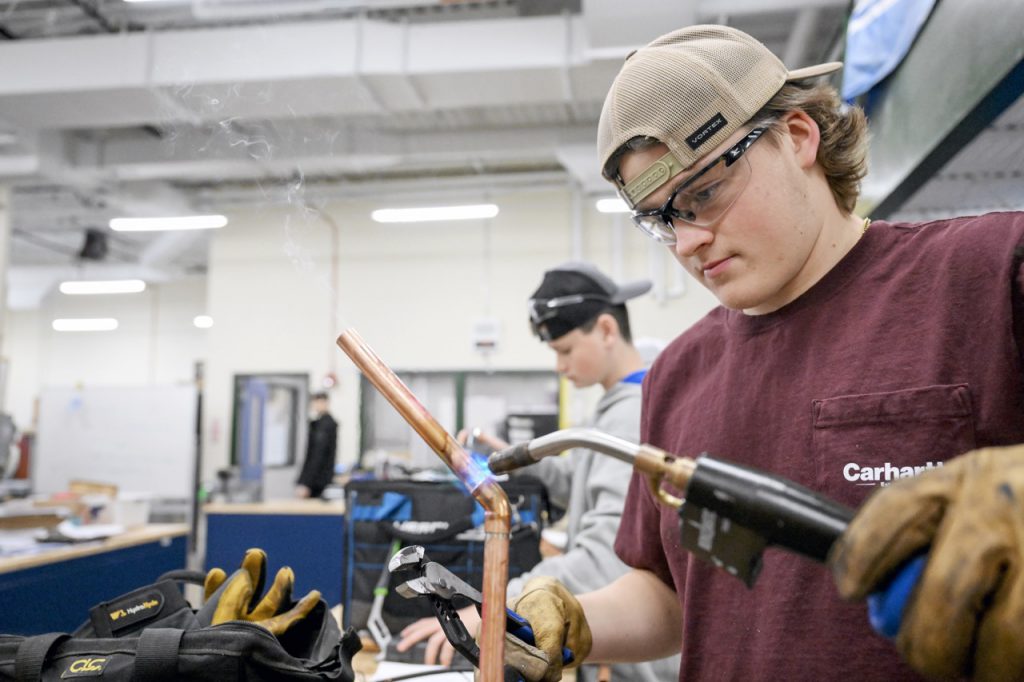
[353,10,390,113]
[336,328,509,681]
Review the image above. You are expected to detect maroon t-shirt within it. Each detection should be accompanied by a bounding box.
[616,213,1024,680]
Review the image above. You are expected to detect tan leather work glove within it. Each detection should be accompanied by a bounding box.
[830,445,1024,681]
[506,576,592,682]
[204,548,321,636]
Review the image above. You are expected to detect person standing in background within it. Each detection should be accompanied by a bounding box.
[295,392,337,499]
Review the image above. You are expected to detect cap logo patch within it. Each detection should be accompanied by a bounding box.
[686,113,727,150]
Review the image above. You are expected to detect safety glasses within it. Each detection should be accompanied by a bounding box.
[528,293,610,335]
[628,126,768,245]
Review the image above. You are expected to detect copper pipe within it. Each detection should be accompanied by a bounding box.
[336,328,509,681]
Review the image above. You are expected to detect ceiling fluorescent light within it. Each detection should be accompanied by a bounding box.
[596,198,630,214]
[371,204,499,224]
[59,279,146,295]
[193,315,214,329]
[52,318,119,332]
[109,215,228,232]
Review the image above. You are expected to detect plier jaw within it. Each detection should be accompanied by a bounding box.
[392,554,490,671]
[389,546,573,681]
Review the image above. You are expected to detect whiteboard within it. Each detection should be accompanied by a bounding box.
[35,385,198,498]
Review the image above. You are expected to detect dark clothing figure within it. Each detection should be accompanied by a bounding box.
[297,413,337,498]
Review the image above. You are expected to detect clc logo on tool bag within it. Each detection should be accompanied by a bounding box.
[61,656,108,678]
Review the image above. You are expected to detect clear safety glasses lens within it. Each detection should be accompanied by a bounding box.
[630,154,752,246]
[632,214,679,245]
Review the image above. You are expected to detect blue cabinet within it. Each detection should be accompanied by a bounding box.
[0,526,188,635]
[203,503,345,606]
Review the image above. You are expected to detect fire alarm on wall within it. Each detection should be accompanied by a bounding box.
[471,317,501,355]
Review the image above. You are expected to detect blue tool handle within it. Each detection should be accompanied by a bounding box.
[505,607,574,664]
[866,554,928,639]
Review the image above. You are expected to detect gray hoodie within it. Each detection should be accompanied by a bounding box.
[509,379,680,682]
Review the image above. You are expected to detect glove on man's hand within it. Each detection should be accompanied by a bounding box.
[507,576,592,682]
[498,632,552,682]
[830,445,1024,681]
[204,548,321,636]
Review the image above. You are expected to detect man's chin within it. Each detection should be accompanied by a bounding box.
[711,284,766,312]
[712,290,749,310]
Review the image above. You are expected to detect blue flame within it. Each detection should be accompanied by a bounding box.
[459,449,494,492]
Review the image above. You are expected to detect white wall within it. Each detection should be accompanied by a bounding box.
[3,308,41,431]
[3,187,719,488]
[3,277,208,433]
[201,186,718,483]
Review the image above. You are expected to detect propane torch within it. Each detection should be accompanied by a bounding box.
[490,428,923,636]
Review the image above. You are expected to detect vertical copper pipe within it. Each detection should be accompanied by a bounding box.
[336,328,509,681]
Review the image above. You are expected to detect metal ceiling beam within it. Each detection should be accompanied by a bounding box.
[581,0,695,50]
[782,8,820,68]
[19,120,596,184]
[860,0,1024,217]
[63,0,119,33]
[696,0,846,13]
[0,14,622,130]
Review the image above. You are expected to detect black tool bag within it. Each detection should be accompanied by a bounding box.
[0,570,361,681]
[343,476,549,634]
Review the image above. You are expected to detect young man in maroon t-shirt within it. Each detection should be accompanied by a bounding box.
[502,24,1024,682]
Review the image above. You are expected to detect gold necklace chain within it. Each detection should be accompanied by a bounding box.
[862,217,872,234]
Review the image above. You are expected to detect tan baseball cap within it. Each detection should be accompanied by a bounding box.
[597,24,842,207]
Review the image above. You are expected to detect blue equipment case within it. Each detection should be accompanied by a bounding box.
[342,476,549,634]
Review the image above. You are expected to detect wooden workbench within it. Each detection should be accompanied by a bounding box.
[0,523,189,635]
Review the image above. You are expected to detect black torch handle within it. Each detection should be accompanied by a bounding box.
[685,454,855,562]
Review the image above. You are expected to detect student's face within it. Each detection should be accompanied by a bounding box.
[546,325,608,389]
[620,117,824,314]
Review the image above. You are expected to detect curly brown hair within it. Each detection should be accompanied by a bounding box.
[749,80,869,213]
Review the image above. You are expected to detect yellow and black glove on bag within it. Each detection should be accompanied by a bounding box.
[202,548,322,637]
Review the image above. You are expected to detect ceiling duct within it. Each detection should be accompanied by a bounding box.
[190,0,455,20]
[582,0,694,54]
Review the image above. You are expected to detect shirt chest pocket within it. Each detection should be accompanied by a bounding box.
[811,384,975,506]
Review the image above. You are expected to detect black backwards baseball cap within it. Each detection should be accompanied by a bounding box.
[528,262,652,341]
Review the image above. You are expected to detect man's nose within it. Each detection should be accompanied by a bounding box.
[673,223,714,259]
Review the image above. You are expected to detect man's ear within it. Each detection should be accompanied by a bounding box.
[780,110,820,170]
[595,313,620,343]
